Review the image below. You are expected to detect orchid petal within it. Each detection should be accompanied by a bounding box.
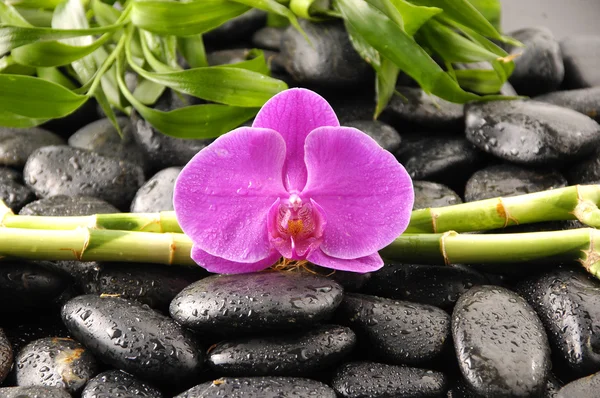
[302,127,414,259]
[307,249,384,272]
[191,246,280,274]
[252,88,339,192]
[174,127,288,263]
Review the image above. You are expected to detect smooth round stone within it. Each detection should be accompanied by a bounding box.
[507,27,564,96]
[130,92,209,172]
[204,9,266,44]
[252,26,284,51]
[0,261,66,313]
[0,329,13,383]
[337,293,450,365]
[0,386,72,398]
[16,337,98,394]
[452,285,551,397]
[382,87,464,130]
[23,145,145,210]
[0,167,35,212]
[130,167,181,212]
[175,377,336,398]
[80,262,203,311]
[536,87,600,122]
[329,94,377,124]
[61,295,204,386]
[82,370,164,398]
[556,371,600,398]
[560,35,600,88]
[0,127,64,168]
[567,149,600,184]
[344,120,401,152]
[170,271,344,335]
[331,361,448,398]
[516,268,600,377]
[68,117,147,172]
[19,195,118,216]
[4,315,71,354]
[208,324,356,376]
[465,100,600,165]
[280,20,371,86]
[412,180,462,210]
[464,164,567,202]
[364,264,487,310]
[43,99,99,138]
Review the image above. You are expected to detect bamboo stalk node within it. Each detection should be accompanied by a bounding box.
[0,200,13,227]
[497,198,519,228]
[430,208,440,233]
[439,230,458,265]
[167,233,176,265]
[76,226,91,261]
[579,229,600,278]
[572,199,600,228]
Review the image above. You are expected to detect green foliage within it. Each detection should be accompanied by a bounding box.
[0,0,514,136]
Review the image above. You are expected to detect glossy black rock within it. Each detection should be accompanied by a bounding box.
[15,337,98,394]
[0,127,64,168]
[412,181,462,210]
[81,370,164,398]
[331,361,447,398]
[516,268,600,377]
[204,9,266,44]
[464,164,567,202]
[208,324,355,376]
[252,26,284,51]
[560,35,600,88]
[23,145,145,209]
[336,293,450,365]
[452,285,551,397]
[556,371,600,398]
[170,271,344,335]
[61,295,203,386]
[364,264,487,309]
[175,377,337,398]
[465,100,600,165]
[130,167,181,212]
[344,120,401,152]
[19,195,119,216]
[536,87,600,123]
[0,328,13,383]
[0,167,35,212]
[0,386,72,398]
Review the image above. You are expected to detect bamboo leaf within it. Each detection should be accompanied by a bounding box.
[4,0,63,9]
[0,54,36,74]
[455,69,504,94]
[133,77,166,105]
[11,33,111,66]
[15,7,53,26]
[231,0,305,37]
[375,57,398,118]
[388,0,441,36]
[92,0,120,26]
[466,0,501,30]
[177,34,207,68]
[0,109,48,127]
[131,0,250,36]
[36,66,77,88]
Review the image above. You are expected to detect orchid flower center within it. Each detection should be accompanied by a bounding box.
[276,194,315,239]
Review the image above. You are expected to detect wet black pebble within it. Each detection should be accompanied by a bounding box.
[61,295,203,386]
[336,293,450,365]
[464,164,567,202]
[331,361,447,398]
[0,328,13,383]
[0,386,72,398]
[175,376,337,398]
[412,181,462,210]
[15,337,98,394]
[208,324,355,376]
[81,369,164,398]
[556,370,600,398]
[130,167,181,212]
[536,86,600,123]
[507,27,564,96]
[280,20,371,86]
[252,26,284,51]
[170,271,343,335]
[204,9,266,44]
[344,120,401,152]
[465,100,600,165]
[0,127,64,168]
[364,264,487,310]
[560,35,600,88]
[23,145,145,210]
[517,268,600,377]
[0,167,35,212]
[452,285,551,397]
[566,149,600,184]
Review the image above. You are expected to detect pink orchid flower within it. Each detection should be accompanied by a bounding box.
[173,88,414,274]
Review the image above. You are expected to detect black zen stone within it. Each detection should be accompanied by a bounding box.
[0,329,13,384]
[556,371,600,398]
[81,370,164,398]
[412,181,462,210]
[0,167,35,212]
[0,127,64,168]
[344,120,401,153]
[252,26,284,51]
[130,167,181,212]
[536,86,600,123]
[19,195,118,216]
[560,35,600,89]
[204,9,266,45]
[0,386,72,398]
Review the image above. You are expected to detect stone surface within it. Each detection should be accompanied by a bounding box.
[23,145,145,210]
[170,271,344,335]
[364,264,487,310]
[15,337,98,394]
[412,180,462,210]
[536,86,600,122]
[19,195,119,216]
[567,149,600,184]
[516,268,600,377]
[0,167,35,212]
[452,285,551,397]
[68,117,146,172]
[61,295,203,387]
[0,328,13,384]
[507,27,564,96]
[204,9,266,44]
[344,120,401,152]
[252,26,284,51]
[280,20,371,86]
[464,164,567,202]
[0,127,64,168]
[560,35,600,88]
[336,293,450,365]
[0,386,72,398]
[175,377,337,398]
[81,369,164,398]
[130,167,180,212]
[331,361,448,398]
[382,87,464,131]
[556,371,600,398]
[465,100,600,165]
[208,324,355,376]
